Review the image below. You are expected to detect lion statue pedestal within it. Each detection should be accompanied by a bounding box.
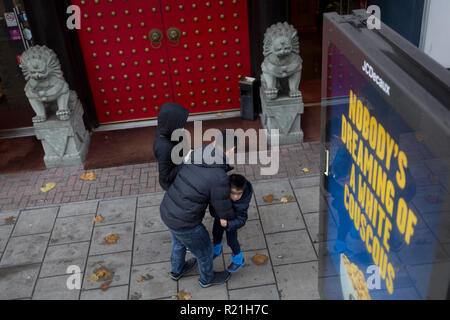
[21,46,90,168]
[260,22,305,146]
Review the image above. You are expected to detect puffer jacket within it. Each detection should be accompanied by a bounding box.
[211,180,253,232]
[160,145,236,231]
[153,103,189,191]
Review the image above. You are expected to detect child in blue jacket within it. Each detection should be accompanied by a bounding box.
[211,174,253,272]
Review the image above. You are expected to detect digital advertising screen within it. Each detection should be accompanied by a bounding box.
[319,12,450,300]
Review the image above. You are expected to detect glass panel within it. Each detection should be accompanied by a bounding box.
[0,0,34,130]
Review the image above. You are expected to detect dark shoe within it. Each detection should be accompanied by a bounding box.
[227,252,245,273]
[170,258,197,281]
[198,271,231,288]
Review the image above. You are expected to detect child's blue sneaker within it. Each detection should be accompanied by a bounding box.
[227,252,245,273]
[213,242,223,260]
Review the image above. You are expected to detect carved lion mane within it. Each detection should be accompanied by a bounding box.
[20,45,64,82]
[263,22,300,58]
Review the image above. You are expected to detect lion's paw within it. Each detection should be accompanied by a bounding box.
[289,90,302,98]
[265,89,278,100]
[32,115,47,123]
[56,110,71,121]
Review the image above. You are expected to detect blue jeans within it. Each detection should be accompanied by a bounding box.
[168,224,214,284]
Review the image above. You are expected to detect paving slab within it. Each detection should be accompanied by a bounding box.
[83,251,132,290]
[225,249,275,290]
[89,222,134,256]
[96,198,137,225]
[222,220,267,254]
[80,285,129,300]
[135,206,167,234]
[0,224,14,252]
[12,207,58,237]
[266,230,317,266]
[228,284,280,300]
[290,175,320,189]
[50,214,95,245]
[137,192,165,208]
[304,212,320,253]
[133,231,172,265]
[129,262,177,300]
[247,195,259,221]
[178,274,228,300]
[294,186,320,213]
[274,261,320,300]
[258,202,305,234]
[32,274,81,300]
[59,201,98,218]
[0,233,50,266]
[0,264,41,299]
[40,242,90,278]
[184,251,226,276]
[253,180,294,207]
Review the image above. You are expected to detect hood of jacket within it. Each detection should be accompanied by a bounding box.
[157,103,189,137]
[189,144,233,172]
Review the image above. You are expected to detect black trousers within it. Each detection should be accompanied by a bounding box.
[212,218,241,255]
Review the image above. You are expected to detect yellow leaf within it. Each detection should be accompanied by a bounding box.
[263,195,274,203]
[281,195,294,203]
[252,254,268,265]
[40,182,56,193]
[216,113,223,117]
[92,215,104,223]
[302,168,310,173]
[81,172,97,181]
[88,274,99,282]
[104,234,120,244]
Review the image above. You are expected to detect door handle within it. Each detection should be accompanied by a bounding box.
[167,27,181,47]
[149,29,163,49]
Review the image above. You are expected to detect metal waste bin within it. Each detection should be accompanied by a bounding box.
[239,77,261,121]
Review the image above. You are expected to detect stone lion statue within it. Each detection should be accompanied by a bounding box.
[20,45,71,123]
[261,22,303,100]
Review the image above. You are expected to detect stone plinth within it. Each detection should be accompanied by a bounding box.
[34,91,90,168]
[260,87,304,146]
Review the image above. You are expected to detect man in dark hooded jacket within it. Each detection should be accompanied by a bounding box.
[153,103,189,191]
[160,130,238,288]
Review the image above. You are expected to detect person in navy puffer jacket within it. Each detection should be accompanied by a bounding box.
[211,174,254,273]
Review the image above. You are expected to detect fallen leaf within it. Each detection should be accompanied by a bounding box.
[277,255,283,259]
[178,290,192,300]
[40,182,56,193]
[104,234,120,244]
[87,274,99,282]
[302,168,310,173]
[92,215,104,223]
[263,195,274,203]
[252,254,268,265]
[5,216,15,223]
[101,281,112,291]
[216,113,223,117]
[81,172,97,181]
[136,274,154,283]
[280,195,294,203]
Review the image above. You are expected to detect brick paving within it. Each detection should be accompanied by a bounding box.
[0,142,321,211]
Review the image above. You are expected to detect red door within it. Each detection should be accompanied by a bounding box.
[73,0,251,124]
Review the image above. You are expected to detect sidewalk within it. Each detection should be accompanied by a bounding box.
[0,142,322,300]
